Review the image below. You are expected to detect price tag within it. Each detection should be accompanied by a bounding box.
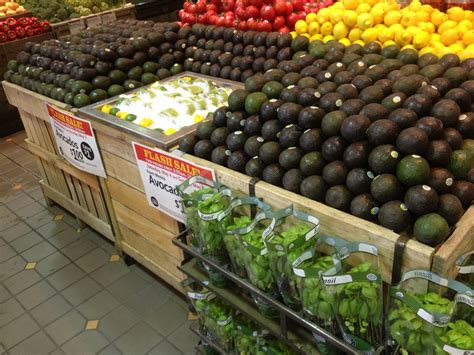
[68,19,85,34]
[47,104,106,178]
[86,16,101,28]
[132,142,215,222]
[101,12,116,24]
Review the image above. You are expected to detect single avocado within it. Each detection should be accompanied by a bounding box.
[415,117,444,140]
[448,150,473,179]
[340,98,365,116]
[451,180,474,208]
[321,111,347,136]
[322,161,348,186]
[431,99,461,128]
[456,112,474,139]
[227,111,247,132]
[179,135,198,154]
[359,85,384,104]
[428,168,455,194]
[322,136,347,162]
[351,75,373,91]
[346,168,374,195]
[245,157,265,178]
[460,80,474,101]
[336,83,358,99]
[403,94,433,117]
[212,107,229,127]
[413,213,449,246]
[211,146,230,166]
[382,92,406,111]
[194,140,214,160]
[300,175,327,201]
[210,127,230,147]
[243,115,262,137]
[405,185,439,215]
[438,53,459,70]
[378,201,412,232]
[365,65,389,82]
[228,89,249,112]
[316,81,338,96]
[227,151,249,173]
[282,169,304,193]
[196,121,217,140]
[262,164,286,187]
[425,140,452,167]
[343,141,371,169]
[417,85,441,103]
[244,136,265,158]
[262,81,284,99]
[350,194,378,221]
[277,102,303,126]
[396,127,429,155]
[319,92,345,112]
[445,88,472,112]
[298,77,319,89]
[261,120,283,142]
[367,119,399,145]
[388,108,419,129]
[259,141,282,164]
[437,194,464,225]
[444,128,463,150]
[431,77,453,96]
[281,72,302,87]
[296,88,319,107]
[298,106,325,130]
[397,155,431,186]
[299,128,325,152]
[279,125,302,148]
[340,115,370,143]
[371,174,404,203]
[300,152,325,176]
[260,99,283,121]
[325,185,353,212]
[443,66,468,87]
[279,147,304,170]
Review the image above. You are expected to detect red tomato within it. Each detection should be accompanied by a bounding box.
[222,0,235,12]
[292,0,305,11]
[235,6,246,20]
[249,0,263,6]
[178,9,186,20]
[246,18,258,31]
[208,14,218,25]
[225,11,235,18]
[272,15,285,30]
[237,20,247,30]
[279,26,290,33]
[195,0,206,13]
[183,1,191,11]
[259,20,273,32]
[197,14,207,24]
[224,16,234,27]
[246,5,260,19]
[206,4,217,12]
[260,5,276,21]
[188,4,196,13]
[286,12,299,28]
[216,17,225,26]
[274,0,287,15]
[187,13,196,24]
[285,2,293,15]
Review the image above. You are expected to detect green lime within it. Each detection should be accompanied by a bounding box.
[109,107,120,116]
[125,114,137,122]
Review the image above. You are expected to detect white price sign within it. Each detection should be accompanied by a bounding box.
[47,104,106,178]
[132,142,215,222]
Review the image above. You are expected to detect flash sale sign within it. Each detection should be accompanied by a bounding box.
[132,142,215,222]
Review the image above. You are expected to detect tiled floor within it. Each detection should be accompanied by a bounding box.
[0,132,200,355]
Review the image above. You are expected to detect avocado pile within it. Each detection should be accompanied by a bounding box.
[4,21,300,108]
[180,35,474,246]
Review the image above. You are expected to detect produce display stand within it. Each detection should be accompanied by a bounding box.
[51,3,136,38]
[182,154,474,287]
[189,321,227,354]
[3,11,33,20]
[76,73,244,292]
[2,81,116,242]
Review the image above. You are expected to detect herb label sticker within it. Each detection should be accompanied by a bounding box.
[132,142,215,223]
[48,104,106,177]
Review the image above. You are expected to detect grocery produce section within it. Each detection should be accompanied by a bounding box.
[0,0,473,352]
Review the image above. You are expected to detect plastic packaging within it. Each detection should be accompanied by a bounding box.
[265,206,320,311]
[388,270,473,354]
[233,314,269,354]
[322,242,383,353]
[218,197,272,279]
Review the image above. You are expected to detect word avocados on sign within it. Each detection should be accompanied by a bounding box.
[133,142,215,222]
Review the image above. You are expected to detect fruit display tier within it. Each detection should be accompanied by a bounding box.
[79,72,243,149]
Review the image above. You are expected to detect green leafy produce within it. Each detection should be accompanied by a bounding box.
[233,314,267,354]
[224,215,252,279]
[441,320,474,351]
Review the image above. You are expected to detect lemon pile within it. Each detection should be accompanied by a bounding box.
[293,0,474,60]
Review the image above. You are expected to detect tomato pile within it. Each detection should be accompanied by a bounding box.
[178,0,334,32]
[0,17,51,43]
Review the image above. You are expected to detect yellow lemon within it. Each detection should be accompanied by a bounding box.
[139,118,153,127]
[353,39,366,46]
[447,6,465,22]
[333,22,349,40]
[432,41,445,50]
[419,22,435,34]
[406,25,421,36]
[306,12,317,24]
[384,10,402,26]
[101,105,112,114]
[467,43,474,51]
[321,22,334,36]
[356,3,371,14]
[401,44,415,50]
[291,31,297,39]
[164,128,177,135]
[342,0,359,10]
[343,10,358,26]
[465,10,472,19]
[370,7,385,24]
[295,20,308,34]
[421,4,434,14]
[363,0,378,7]
[419,46,436,56]
[362,28,378,42]
[301,33,311,39]
[449,43,464,53]
[438,20,458,34]
[310,34,323,41]
[431,11,447,28]
[348,28,363,41]
[395,31,413,47]
[116,111,128,119]
[390,23,404,33]
[323,35,335,43]
[408,0,422,11]
[332,2,345,9]
[308,21,320,35]
[329,8,344,24]
[437,46,454,57]
[339,38,351,46]
[357,13,374,30]
[415,10,429,22]
[441,28,459,46]
[458,49,474,61]
[413,31,431,49]
[378,28,394,42]
[430,33,441,45]
[317,8,330,24]
[383,40,396,47]
[401,11,418,27]
[463,30,474,46]
[458,19,472,30]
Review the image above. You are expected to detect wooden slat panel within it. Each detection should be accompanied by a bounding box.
[95,130,137,164]
[72,177,88,211]
[106,177,179,234]
[81,181,99,218]
[101,150,144,191]
[40,181,114,241]
[90,187,108,223]
[112,200,182,260]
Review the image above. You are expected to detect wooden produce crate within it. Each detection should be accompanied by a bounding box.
[184,154,474,287]
[2,81,115,242]
[51,3,136,38]
[86,119,185,292]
